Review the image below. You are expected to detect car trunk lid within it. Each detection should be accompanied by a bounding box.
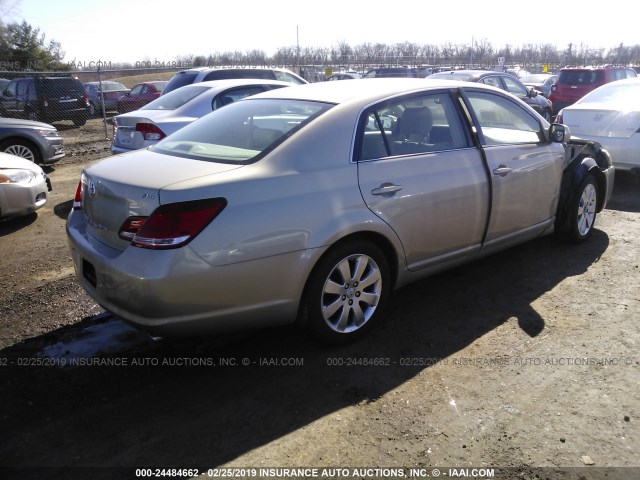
[80,149,242,250]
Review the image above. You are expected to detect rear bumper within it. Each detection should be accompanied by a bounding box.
[66,210,317,336]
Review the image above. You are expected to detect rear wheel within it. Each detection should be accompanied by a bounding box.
[73,115,87,126]
[556,174,598,243]
[0,139,41,163]
[300,240,390,343]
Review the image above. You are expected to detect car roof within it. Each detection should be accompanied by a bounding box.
[182,78,292,90]
[244,78,489,106]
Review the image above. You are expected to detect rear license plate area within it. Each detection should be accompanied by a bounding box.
[82,259,97,287]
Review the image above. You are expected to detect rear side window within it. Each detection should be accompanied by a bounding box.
[357,92,469,160]
[163,71,201,94]
[558,70,604,85]
[41,78,84,96]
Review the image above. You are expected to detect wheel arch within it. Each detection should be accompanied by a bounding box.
[0,135,44,163]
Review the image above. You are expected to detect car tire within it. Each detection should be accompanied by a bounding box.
[89,102,98,117]
[73,115,87,127]
[556,174,598,243]
[300,240,390,343]
[0,138,41,163]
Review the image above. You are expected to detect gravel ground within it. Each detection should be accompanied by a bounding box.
[0,119,639,480]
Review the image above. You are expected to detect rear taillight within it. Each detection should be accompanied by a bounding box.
[73,180,82,210]
[118,198,227,249]
[83,92,89,106]
[135,123,166,141]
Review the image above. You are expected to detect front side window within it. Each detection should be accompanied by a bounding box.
[357,92,470,161]
[129,85,143,96]
[152,98,332,164]
[466,91,542,145]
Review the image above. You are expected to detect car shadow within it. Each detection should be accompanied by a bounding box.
[606,170,640,213]
[0,230,609,477]
[0,212,37,235]
[53,199,73,220]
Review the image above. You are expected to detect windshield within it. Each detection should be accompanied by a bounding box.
[151,98,333,164]
[429,72,475,81]
[100,82,127,91]
[141,86,209,110]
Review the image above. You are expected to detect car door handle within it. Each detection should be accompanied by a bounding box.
[371,183,403,195]
[493,166,512,177]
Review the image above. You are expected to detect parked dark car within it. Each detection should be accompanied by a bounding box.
[427,70,554,121]
[84,81,130,116]
[549,66,637,115]
[162,67,307,95]
[0,76,89,126]
[0,117,65,164]
[117,81,168,114]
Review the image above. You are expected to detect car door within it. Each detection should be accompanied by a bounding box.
[356,91,489,271]
[0,80,18,117]
[461,89,564,247]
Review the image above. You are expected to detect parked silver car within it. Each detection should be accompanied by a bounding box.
[111,79,291,154]
[67,79,614,343]
[0,152,51,220]
[0,117,65,164]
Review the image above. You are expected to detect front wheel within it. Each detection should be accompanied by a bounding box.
[0,139,40,163]
[300,241,390,344]
[556,174,598,243]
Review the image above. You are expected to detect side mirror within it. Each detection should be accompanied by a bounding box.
[549,124,571,143]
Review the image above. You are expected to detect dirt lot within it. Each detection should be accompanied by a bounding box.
[0,119,639,480]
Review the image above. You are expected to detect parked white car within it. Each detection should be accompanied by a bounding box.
[111,79,291,154]
[557,77,640,173]
[0,152,51,220]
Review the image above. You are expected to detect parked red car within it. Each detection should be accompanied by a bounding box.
[117,81,168,114]
[549,66,637,115]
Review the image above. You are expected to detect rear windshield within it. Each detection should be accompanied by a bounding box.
[579,80,640,106]
[163,72,201,94]
[151,98,333,164]
[558,70,605,85]
[41,78,84,95]
[141,86,209,110]
[203,69,273,81]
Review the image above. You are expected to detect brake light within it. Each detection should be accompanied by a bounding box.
[118,198,227,249]
[73,180,82,210]
[135,123,166,141]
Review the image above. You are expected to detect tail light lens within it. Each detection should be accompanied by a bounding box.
[118,198,227,249]
[73,180,82,210]
[135,123,166,141]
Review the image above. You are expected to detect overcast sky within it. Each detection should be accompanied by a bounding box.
[4,0,636,65]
